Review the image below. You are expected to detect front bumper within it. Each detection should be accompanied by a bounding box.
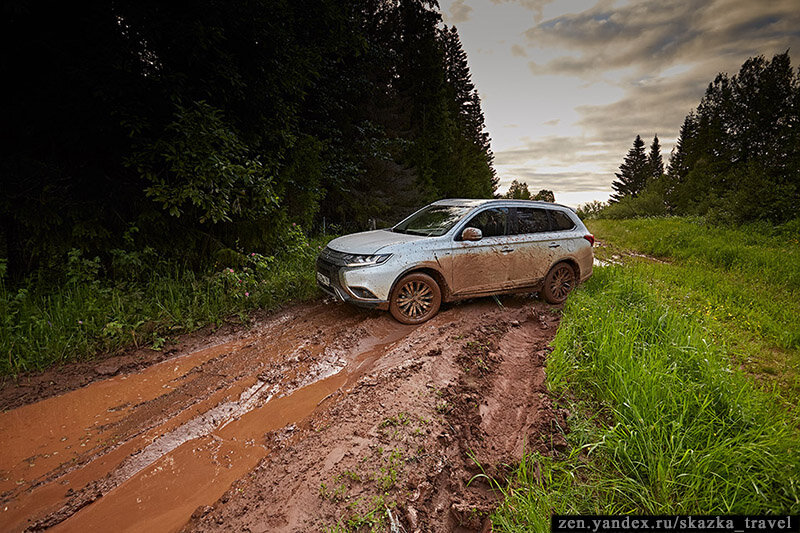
[315,256,390,310]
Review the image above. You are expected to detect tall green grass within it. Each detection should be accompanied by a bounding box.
[0,235,330,375]
[589,217,800,398]
[590,217,800,290]
[493,268,800,530]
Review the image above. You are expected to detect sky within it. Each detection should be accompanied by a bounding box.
[437,0,800,207]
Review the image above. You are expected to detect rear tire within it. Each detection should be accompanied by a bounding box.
[389,273,442,324]
[542,263,576,304]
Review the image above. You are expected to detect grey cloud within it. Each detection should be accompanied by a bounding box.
[498,171,612,193]
[524,0,800,78]
[496,136,617,166]
[449,0,473,23]
[492,0,556,23]
[575,67,712,151]
[511,44,527,57]
[492,69,707,188]
[492,0,800,194]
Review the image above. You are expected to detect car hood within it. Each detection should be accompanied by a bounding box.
[327,229,426,254]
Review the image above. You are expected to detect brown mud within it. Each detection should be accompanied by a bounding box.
[0,296,565,532]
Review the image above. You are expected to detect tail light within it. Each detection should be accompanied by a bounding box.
[584,234,595,246]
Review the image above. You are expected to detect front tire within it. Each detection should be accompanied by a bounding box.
[389,273,442,324]
[542,262,576,304]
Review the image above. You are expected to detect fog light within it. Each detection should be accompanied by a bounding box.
[350,287,378,300]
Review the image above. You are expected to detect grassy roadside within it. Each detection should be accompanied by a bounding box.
[591,217,800,401]
[0,233,332,376]
[493,218,800,530]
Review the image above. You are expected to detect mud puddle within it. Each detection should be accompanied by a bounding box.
[1,295,566,532]
[0,302,413,532]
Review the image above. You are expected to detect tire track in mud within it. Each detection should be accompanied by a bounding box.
[0,296,567,532]
[186,298,567,533]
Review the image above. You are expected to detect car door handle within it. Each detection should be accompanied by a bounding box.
[548,242,560,248]
[500,246,514,253]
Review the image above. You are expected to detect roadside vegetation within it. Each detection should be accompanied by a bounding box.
[0,230,328,375]
[2,2,499,378]
[493,218,800,530]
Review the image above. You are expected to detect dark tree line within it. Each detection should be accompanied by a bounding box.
[608,52,800,223]
[1,0,496,282]
[610,135,664,202]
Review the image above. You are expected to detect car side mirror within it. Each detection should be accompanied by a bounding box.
[461,227,482,241]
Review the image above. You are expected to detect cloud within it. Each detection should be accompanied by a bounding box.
[496,170,612,193]
[492,0,557,23]
[496,136,617,167]
[449,0,473,23]
[574,67,708,147]
[524,0,800,78]
[447,0,800,197]
[511,44,527,57]
[510,0,800,194]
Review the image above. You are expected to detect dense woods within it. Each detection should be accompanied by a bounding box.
[604,51,800,224]
[2,0,496,283]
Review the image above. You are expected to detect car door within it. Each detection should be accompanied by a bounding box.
[448,207,513,295]
[506,206,559,287]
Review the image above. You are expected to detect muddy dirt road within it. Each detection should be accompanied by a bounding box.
[0,296,566,532]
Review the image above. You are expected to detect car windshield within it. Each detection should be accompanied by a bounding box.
[393,205,472,236]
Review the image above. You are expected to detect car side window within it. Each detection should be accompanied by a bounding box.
[550,210,576,231]
[514,207,550,234]
[462,207,508,238]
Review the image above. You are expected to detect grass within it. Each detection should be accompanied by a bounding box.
[591,217,800,399]
[0,234,332,375]
[590,217,800,290]
[493,218,800,530]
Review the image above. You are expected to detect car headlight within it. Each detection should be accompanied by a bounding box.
[342,253,392,267]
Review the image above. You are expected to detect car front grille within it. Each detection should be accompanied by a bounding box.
[318,247,349,266]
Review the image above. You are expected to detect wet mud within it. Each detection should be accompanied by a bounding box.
[0,296,565,532]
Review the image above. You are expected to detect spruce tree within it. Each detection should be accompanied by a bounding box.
[610,135,648,202]
[647,135,664,180]
[667,113,698,182]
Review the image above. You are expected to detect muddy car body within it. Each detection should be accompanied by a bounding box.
[316,199,594,324]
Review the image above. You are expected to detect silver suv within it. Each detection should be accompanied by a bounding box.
[316,199,594,324]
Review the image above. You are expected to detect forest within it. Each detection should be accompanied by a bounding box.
[2,0,496,284]
[602,51,800,224]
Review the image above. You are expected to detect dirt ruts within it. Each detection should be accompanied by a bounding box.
[0,296,566,532]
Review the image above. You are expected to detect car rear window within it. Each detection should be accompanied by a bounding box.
[550,210,576,231]
[514,207,550,234]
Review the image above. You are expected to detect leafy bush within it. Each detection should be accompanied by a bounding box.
[600,187,668,219]
[0,233,332,375]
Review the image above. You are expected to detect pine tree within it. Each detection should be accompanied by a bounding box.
[438,25,497,197]
[667,113,698,181]
[610,135,648,202]
[647,135,664,180]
